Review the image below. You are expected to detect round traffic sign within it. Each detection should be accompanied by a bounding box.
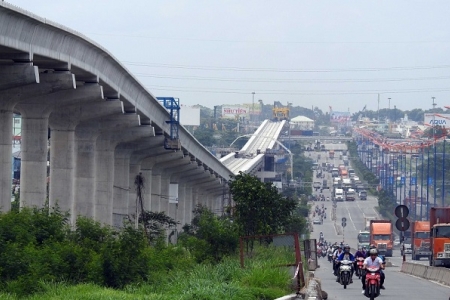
[395,218,410,232]
[342,217,347,222]
[395,205,409,218]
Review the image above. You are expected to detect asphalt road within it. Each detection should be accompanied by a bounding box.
[308,145,450,299]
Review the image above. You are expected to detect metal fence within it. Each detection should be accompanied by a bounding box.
[303,239,318,271]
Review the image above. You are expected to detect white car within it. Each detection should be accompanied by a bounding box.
[401,240,412,255]
[313,217,323,225]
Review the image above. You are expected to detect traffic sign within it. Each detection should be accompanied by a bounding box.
[411,177,417,185]
[395,218,410,232]
[395,205,409,218]
[428,177,433,185]
[342,217,347,222]
[342,222,347,228]
[401,177,405,184]
[389,176,394,184]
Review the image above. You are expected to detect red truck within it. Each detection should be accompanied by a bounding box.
[411,221,431,261]
[430,207,450,267]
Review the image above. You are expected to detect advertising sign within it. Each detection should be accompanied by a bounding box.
[221,105,250,119]
[424,113,450,128]
[180,106,200,126]
[330,111,351,123]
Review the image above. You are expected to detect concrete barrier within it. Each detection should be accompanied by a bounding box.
[401,261,450,287]
[440,268,450,286]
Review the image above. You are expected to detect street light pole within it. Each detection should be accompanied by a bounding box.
[252,92,255,122]
[388,98,391,122]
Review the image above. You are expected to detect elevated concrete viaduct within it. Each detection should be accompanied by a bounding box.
[0,3,233,227]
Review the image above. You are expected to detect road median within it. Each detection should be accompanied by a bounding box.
[401,261,450,286]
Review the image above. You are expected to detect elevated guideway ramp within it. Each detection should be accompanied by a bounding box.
[221,120,287,175]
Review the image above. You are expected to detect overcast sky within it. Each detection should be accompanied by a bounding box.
[8,0,450,113]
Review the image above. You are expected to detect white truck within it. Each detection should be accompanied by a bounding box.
[345,188,356,201]
[335,188,344,202]
[364,216,377,231]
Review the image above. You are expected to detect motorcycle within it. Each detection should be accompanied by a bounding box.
[338,259,353,289]
[328,252,334,263]
[364,266,381,299]
[355,257,365,278]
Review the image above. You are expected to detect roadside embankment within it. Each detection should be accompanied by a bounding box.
[401,262,450,286]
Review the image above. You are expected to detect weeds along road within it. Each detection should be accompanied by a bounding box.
[307,142,450,299]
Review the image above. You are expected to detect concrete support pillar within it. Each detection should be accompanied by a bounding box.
[184,186,193,224]
[0,109,13,210]
[48,85,104,222]
[0,64,39,210]
[49,129,75,212]
[74,127,97,219]
[177,184,187,227]
[128,163,141,216]
[140,168,152,211]
[160,174,170,214]
[151,173,161,212]
[113,149,130,222]
[94,139,116,225]
[19,113,49,207]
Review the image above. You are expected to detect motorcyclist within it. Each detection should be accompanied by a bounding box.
[354,247,366,271]
[361,248,385,294]
[336,244,355,283]
[332,245,344,275]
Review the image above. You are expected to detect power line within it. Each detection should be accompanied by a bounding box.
[124,61,450,73]
[87,32,450,45]
[145,84,450,95]
[134,73,450,83]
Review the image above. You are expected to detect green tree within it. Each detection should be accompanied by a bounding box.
[229,172,297,237]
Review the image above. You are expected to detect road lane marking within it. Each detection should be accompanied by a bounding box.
[346,207,357,230]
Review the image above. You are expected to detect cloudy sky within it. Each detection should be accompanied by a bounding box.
[8,0,450,113]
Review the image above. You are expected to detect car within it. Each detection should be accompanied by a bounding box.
[313,217,323,225]
[401,239,412,255]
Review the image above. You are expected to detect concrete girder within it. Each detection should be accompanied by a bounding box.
[0,64,39,90]
[73,113,141,223]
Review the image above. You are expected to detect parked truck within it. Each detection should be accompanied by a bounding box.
[370,220,393,257]
[429,207,450,267]
[411,221,431,260]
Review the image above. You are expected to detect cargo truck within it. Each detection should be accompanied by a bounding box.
[411,221,431,260]
[329,150,335,159]
[364,216,377,231]
[429,207,450,267]
[357,230,370,249]
[345,188,356,201]
[370,220,393,257]
[335,188,344,202]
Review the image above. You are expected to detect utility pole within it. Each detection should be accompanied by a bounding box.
[252,92,255,122]
[377,94,380,124]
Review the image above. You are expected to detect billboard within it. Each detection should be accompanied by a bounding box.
[330,111,351,123]
[222,105,250,119]
[221,103,262,119]
[180,106,200,126]
[424,113,450,128]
